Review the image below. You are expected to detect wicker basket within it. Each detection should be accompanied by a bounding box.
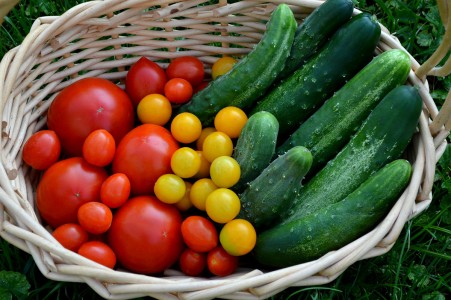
[1,0,451,299]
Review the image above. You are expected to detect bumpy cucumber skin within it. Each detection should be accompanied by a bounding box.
[254,159,412,268]
[251,13,381,137]
[237,146,312,231]
[282,85,422,224]
[276,49,412,171]
[232,111,279,193]
[174,4,297,125]
[278,0,354,80]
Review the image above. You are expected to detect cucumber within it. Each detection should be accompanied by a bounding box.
[276,49,412,171]
[251,13,381,137]
[237,146,312,231]
[277,0,354,80]
[254,159,412,267]
[232,111,279,193]
[174,4,297,125]
[282,85,422,224]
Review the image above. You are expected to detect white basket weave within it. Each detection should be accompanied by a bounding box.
[1,0,451,299]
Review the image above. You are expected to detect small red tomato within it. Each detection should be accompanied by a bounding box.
[100,173,131,208]
[52,223,89,252]
[82,129,116,167]
[194,81,209,93]
[181,215,218,253]
[207,246,238,277]
[78,240,117,269]
[22,130,61,170]
[166,56,205,87]
[77,202,113,235]
[179,248,207,276]
[164,78,193,104]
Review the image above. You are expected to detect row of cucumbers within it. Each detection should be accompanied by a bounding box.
[176,0,423,268]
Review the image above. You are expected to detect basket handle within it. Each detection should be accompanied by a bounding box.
[0,0,19,25]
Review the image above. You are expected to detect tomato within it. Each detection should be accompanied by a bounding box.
[211,56,237,80]
[214,106,248,138]
[112,124,179,195]
[77,202,113,235]
[82,129,116,167]
[202,132,234,163]
[78,241,117,269]
[181,216,218,253]
[36,157,108,229]
[22,130,61,170]
[190,178,218,211]
[194,81,209,93]
[107,195,184,274]
[125,57,167,107]
[205,188,240,224]
[166,56,205,87]
[154,174,186,204]
[170,112,202,144]
[209,156,241,188]
[137,94,172,126]
[47,77,134,157]
[171,147,201,178]
[52,223,89,252]
[174,181,193,212]
[193,151,211,179]
[164,78,193,105]
[179,248,207,276]
[207,245,238,277]
[195,127,216,150]
[219,219,256,256]
[100,173,130,208]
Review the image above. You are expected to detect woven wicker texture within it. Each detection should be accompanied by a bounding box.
[1,0,450,299]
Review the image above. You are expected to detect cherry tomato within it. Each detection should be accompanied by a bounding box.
[190,178,218,211]
[78,241,117,269]
[220,219,256,256]
[100,173,131,208]
[179,248,207,276]
[112,124,179,195]
[207,245,238,277]
[170,112,202,144]
[194,151,211,179]
[154,174,186,204]
[171,147,201,178]
[205,188,240,224]
[125,57,167,107]
[214,106,248,138]
[195,127,216,150]
[166,56,205,87]
[47,77,134,157]
[107,195,184,274]
[174,181,193,212]
[202,131,234,163]
[82,129,116,167]
[181,216,218,253]
[164,78,193,104]
[211,56,237,80]
[37,157,108,229]
[22,130,61,170]
[52,223,89,252]
[137,94,172,126]
[194,81,209,93]
[210,156,241,188]
[77,202,113,235]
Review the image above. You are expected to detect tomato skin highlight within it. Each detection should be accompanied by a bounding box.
[78,240,117,269]
[52,223,89,252]
[100,173,131,208]
[181,216,218,253]
[164,78,193,104]
[179,248,207,276]
[166,56,205,87]
[207,245,238,277]
[82,129,116,167]
[22,130,61,170]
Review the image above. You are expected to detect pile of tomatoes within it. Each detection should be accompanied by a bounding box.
[22,55,258,277]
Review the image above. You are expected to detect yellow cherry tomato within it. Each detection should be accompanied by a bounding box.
[214,106,248,138]
[194,150,211,179]
[171,112,202,144]
[212,56,238,80]
[219,219,257,256]
[210,156,241,188]
[154,174,186,204]
[202,131,234,163]
[175,181,193,211]
[190,178,218,211]
[137,94,172,126]
[171,147,201,178]
[205,188,240,223]
[196,127,216,150]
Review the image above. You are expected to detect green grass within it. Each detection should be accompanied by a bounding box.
[1,0,450,299]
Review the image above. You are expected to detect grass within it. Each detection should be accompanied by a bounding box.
[1,0,450,299]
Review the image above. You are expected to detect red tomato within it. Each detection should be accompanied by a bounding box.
[164,78,193,104]
[112,124,179,195]
[36,157,108,229]
[179,248,207,276]
[194,81,209,93]
[52,223,89,252]
[22,130,61,170]
[100,173,131,208]
[82,129,116,167]
[78,241,117,269]
[47,77,134,157]
[77,202,113,235]
[107,195,184,274]
[125,57,168,107]
[181,216,218,253]
[207,246,238,277]
[166,56,205,87]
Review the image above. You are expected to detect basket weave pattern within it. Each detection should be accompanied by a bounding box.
[1,0,450,299]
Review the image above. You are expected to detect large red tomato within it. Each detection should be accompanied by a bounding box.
[36,157,108,229]
[47,77,134,157]
[107,195,184,274]
[112,124,179,195]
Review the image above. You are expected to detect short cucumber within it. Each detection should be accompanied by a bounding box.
[251,13,381,137]
[237,146,312,231]
[174,4,297,125]
[278,0,354,80]
[276,49,412,171]
[254,159,412,267]
[232,111,279,193]
[282,85,422,224]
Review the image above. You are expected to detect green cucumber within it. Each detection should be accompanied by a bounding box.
[174,4,297,125]
[282,85,422,224]
[254,159,412,267]
[251,13,381,137]
[278,0,354,80]
[232,111,279,193]
[237,146,312,231]
[276,49,412,171]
